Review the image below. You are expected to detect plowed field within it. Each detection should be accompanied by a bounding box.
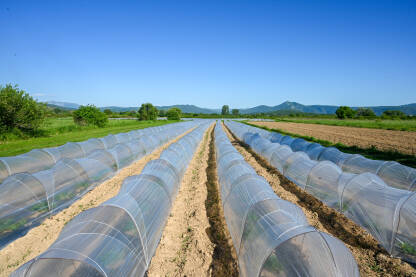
[250,121,416,155]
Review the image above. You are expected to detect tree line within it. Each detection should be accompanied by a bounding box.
[1,84,412,136]
[0,85,182,134]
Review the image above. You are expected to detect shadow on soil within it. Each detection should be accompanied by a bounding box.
[205,128,239,277]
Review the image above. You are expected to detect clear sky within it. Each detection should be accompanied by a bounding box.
[0,0,415,109]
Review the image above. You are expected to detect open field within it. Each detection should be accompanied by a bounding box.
[250,121,416,156]
[0,118,175,156]
[275,118,416,131]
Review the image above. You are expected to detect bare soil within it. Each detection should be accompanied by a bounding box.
[251,121,416,155]
[148,124,239,277]
[223,122,416,277]
[148,125,215,277]
[0,129,194,277]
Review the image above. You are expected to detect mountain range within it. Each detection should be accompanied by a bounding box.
[47,101,416,115]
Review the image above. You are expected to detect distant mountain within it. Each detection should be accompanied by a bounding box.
[46,103,76,111]
[100,106,137,112]
[47,101,416,115]
[156,105,220,114]
[239,101,416,115]
[240,101,339,114]
[47,101,80,109]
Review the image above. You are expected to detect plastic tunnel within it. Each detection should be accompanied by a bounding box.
[228,121,416,191]
[12,120,213,277]
[215,122,359,277]
[224,120,416,264]
[0,121,198,247]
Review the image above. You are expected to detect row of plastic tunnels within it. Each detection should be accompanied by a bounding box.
[12,120,363,277]
[5,119,415,276]
[224,120,416,265]
[12,120,212,277]
[0,121,198,247]
[214,122,359,276]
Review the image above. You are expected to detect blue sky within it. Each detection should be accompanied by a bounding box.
[0,0,415,109]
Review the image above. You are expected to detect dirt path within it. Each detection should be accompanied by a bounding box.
[250,121,416,155]
[148,124,238,277]
[223,123,416,277]
[0,129,194,277]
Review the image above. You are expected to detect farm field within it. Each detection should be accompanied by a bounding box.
[275,118,416,131]
[3,120,416,276]
[0,127,194,276]
[0,117,175,156]
[250,121,416,155]
[222,122,416,276]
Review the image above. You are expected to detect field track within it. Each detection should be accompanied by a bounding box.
[250,121,416,155]
[0,128,194,277]
[223,122,416,277]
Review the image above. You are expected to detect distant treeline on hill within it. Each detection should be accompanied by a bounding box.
[47,101,416,116]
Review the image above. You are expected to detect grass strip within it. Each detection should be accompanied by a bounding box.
[0,120,177,157]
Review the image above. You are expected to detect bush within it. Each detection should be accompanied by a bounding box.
[137,103,158,121]
[382,110,406,119]
[0,84,46,132]
[73,105,108,127]
[356,107,376,118]
[103,109,112,116]
[171,107,181,116]
[232,109,239,115]
[166,108,180,120]
[335,106,355,119]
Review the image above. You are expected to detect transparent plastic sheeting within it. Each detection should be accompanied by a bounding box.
[231,122,416,191]
[0,121,198,247]
[214,122,359,277]
[0,123,187,182]
[12,121,213,277]
[225,120,416,264]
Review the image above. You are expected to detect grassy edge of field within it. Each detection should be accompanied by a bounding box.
[242,121,416,168]
[0,120,178,157]
[274,118,416,132]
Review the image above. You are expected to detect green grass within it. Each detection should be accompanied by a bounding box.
[0,118,177,156]
[242,121,416,168]
[274,117,416,131]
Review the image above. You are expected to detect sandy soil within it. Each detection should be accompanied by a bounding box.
[250,121,416,155]
[223,123,416,277]
[148,125,215,277]
[0,129,194,277]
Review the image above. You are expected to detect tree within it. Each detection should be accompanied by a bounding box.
[103,109,112,116]
[0,84,46,131]
[382,110,405,119]
[172,107,182,116]
[232,109,239,115]
[73,105,108,127]
[335,106,355,119]
[221,105,230,115]
[166,108,180,120]
[137,103,158,121]
[356,107,376,118]
[158,109,166,117]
